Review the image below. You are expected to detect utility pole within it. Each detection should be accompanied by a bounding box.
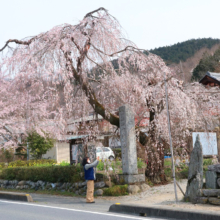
[27,142,29,160]
[180,60,185,83]
[164,72,178,203]
[26,83,31,161]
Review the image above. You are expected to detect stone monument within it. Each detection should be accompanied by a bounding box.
[119,105,145,184]
[185,134,203,203]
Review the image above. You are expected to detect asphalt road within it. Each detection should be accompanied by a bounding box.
[0,200,167,220]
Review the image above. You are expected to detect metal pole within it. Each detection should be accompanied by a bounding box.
[164,72,178,203]
[27,142,29,160]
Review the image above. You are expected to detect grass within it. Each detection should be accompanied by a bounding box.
[0,187,85,198]
[103,185,128,196]
[164,158,216,181]
[0,185,129,197]
[97,159,122,173]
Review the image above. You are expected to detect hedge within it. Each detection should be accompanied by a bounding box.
[0,165,84,183]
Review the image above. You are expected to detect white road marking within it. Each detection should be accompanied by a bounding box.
[0,200,158,220]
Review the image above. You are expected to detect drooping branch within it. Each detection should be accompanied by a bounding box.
[0,38,35,52]
[91,43,144,57]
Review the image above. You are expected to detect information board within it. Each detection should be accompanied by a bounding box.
[192,132,218,156]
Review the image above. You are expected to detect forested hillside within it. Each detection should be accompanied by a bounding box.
[191,47,220,81]
[147,38,220,65]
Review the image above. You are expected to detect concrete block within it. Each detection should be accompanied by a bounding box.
[0,191,33,202]
[203,189,220,197]
[109,204,220,220]
[119,174,145,184]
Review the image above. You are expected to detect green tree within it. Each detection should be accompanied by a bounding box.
[0,148,14,163]
[191,47,220,81]
[26,131,54,159]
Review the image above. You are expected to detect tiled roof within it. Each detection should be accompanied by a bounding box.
[200,72,220,83]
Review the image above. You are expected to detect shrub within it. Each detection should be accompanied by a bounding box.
[1,164,83,183]
[176,167,189,179]
[103,185,128,196]
[97,161,104,171]
[137,158,146,169]
[8,159,56,168]
[113,148,121,159]
[164,158,172,167]
[0,162,6,169]
[203,159,213,166]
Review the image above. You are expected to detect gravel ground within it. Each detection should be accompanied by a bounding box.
[102,179,220,213]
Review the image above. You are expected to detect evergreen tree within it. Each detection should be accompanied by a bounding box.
[146,38,220,64]
[191,47,220,81]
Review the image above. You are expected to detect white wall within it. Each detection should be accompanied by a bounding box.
[57,142,70,163]
[42,142,70,163]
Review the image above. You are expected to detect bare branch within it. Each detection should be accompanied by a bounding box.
[71,37,81,52]
[87,77,101,83]
[85,54,109,75]
[91,43,145,57]
[84,7,108,18]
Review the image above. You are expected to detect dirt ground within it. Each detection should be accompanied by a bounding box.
[103,179,220,213]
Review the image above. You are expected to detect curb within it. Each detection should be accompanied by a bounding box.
[109,204,220,220]
[0,191,33,202]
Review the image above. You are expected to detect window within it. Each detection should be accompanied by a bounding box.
[103,148,110,152]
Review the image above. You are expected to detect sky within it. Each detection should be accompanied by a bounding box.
[1,0,220,50]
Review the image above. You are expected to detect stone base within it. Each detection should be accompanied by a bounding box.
[119,174,145,184]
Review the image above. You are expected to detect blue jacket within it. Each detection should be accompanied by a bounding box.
[84,167,95,180]
[84,160,99,181]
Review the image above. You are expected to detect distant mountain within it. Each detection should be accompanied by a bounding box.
[147,38,220,65]
[145,38,220,83]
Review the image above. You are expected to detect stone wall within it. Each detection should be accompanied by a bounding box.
[196,164,220,205]
[196,189,220,205]
[0,179,106,196]
[0,179,150,196]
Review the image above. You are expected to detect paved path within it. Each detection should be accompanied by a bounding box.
[1,179,220,219]
[0,199,167,220]
[31,193,115,212]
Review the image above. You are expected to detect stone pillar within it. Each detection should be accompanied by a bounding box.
[185,134,203,203]
[119,105,138,175]
[119,105,145,184]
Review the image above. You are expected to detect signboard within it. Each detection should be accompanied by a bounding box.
[192,132,218,156]
[109,137,121,148]
[71,145,78,161]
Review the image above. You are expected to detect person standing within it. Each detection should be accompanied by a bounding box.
[82,157,99,203]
